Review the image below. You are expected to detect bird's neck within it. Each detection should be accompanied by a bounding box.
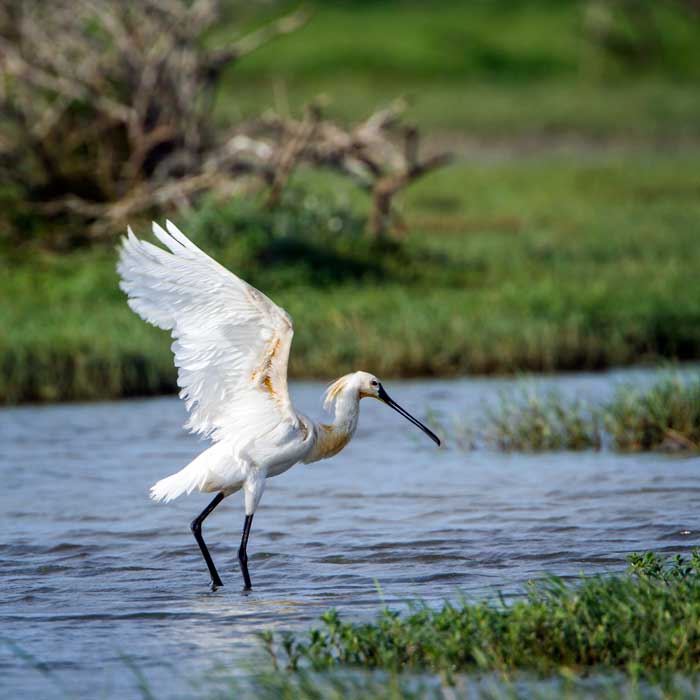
[305,388,360,463]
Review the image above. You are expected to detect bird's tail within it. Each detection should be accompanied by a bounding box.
[149,442,235,503]
[150,464,204,503]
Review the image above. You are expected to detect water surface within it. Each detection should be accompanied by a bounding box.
[1,369,698,698]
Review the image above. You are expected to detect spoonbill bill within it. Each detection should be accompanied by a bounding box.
[117,221,440,591]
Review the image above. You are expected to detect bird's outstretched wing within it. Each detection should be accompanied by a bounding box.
[117,220,296,442]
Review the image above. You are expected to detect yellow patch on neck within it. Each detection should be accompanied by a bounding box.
[316,423,351,460]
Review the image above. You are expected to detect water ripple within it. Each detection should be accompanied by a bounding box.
[1,372,699,698]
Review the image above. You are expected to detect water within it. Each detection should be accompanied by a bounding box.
[1,369,698,698]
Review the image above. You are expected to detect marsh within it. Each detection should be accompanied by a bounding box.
[2,369,697,698]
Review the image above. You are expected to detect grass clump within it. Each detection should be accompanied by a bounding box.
[485,386,602,452]
[230,669,700,700]
[262,551,700,679]
[480,373,700,453]
[606,375,700,452]
[185,190,374,289]
[183,189,458,291]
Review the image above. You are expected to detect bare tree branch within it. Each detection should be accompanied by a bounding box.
[0,0,450,242]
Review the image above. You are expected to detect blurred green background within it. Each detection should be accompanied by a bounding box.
[2,0,700,403]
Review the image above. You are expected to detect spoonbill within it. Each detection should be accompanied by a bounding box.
[117,221,440,591]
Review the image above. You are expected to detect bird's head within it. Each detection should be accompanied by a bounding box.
[355,371,441,446]
[355,371,382,400]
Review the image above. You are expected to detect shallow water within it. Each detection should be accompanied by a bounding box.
[1,369,698,698]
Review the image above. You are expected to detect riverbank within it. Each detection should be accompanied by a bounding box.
[4,153,700,403]
[262,552,700,678]
[4,0,700,404]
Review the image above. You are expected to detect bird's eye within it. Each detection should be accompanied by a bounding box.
[371,379,378,387]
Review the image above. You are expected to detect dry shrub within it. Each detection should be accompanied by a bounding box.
[0,0,449,243]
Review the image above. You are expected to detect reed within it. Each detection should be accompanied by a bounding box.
[605,375,700,452]
[485,387,602,452]
[481,374,700,453]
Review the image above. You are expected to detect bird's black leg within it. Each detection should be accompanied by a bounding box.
[190,492,225,590]
[238,513,255,590]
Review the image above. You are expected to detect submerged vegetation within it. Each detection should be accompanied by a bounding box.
[262,551,700,680]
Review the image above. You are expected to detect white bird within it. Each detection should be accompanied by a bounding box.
[117,221,440,591]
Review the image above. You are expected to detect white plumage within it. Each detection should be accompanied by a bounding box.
[117,220,439,590]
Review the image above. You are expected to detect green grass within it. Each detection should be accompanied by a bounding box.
[222,79,700,141]
[450,373,700,453]
[9,556,700,700]
[215,1,700,139]
[222,668,700,700]
[4,1,700,403]
[239,553,700,699]
[606,374,700,451]
[484,387,602,452]
[261,552,700,679]
[3,154,700,403]
[226,1,700,84]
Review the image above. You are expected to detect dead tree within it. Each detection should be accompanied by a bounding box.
[243,101,452,237]
[0,0,305,237]
[0,0,450,241]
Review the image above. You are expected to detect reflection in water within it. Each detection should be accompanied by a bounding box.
[1,368,699,698]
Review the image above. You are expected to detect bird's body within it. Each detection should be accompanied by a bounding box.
[148,374,363,509]
[118,221,439,590]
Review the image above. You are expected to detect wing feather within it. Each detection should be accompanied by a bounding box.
[117,222,296,443]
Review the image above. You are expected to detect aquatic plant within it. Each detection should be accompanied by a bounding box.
[484,386,602,452]
[477,373,700,454]
[8,553,700,699]
[262,551,700,678]
[230,668,700,700]
[605,375,700,452]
